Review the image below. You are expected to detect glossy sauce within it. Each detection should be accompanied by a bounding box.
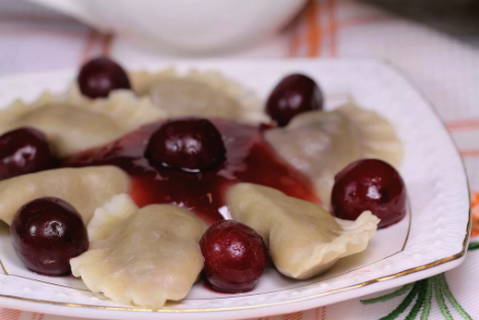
[64,119,318,223]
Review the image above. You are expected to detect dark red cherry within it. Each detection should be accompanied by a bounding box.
[265,73,323,127]
[10,197,89,276]
[77,56,131,98]
[200,220,267,293]
[0,127,55,180]
[331,159,407,228]
[145,118,226,172]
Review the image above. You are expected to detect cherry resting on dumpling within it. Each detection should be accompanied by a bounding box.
[77,56,131,98]
[331,158,406,228]
[266,73,324,127]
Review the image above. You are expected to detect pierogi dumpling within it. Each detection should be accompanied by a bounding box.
[227,183,379,279]
[265,103,403,207]
[87,193,139,242]
[0,166,129,225]
[130,69,265,123]
[0,91,163,156]
[70,195,207,308]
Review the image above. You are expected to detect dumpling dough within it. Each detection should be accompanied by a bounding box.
[227,183,379,279]
[0,91,164,156]
[0,166,129,225]
[265,103,403,206]
[10,104,122,156]
[70,195,207,308]
[87,193,139,242]
[150,78,244,119]
[130,69,265,123]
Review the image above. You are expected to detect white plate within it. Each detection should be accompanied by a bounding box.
[0,59,470,319]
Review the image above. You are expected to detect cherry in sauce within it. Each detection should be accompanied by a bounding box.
[0,127,55,180]
[77,56,131,98]
[200,220,267,293]
[331,158,406,228]
[10,197,88,276]
[145,117,226,172]
[64,118,317,223]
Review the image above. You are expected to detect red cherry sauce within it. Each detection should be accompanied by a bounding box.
[64,119,317,223]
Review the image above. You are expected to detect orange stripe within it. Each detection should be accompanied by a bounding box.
[471,192,479,237]
[471,192,479,207]
[79,30,98,64]
[0,309,21,320]
[292,11,390,57]
[286,3,308,57]
[459,149,479,157]
[326,0,338,57]
[293,14,392,49]
[283,311,303,320]
[288,32,302,57]
[321,306,327,320]
[33,313,44,320]
[100,33,114,56]
[446,119,479,131]
[306,0,320,57]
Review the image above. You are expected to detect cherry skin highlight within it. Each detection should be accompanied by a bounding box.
[200,220,268,293]
[10,197,89,276]
[265,73,323,127]
[145,118,226,172]
[0,127,55,180]
[77,56,131,98]
[331,158,406,228]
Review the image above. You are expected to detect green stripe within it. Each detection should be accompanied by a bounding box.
[434,275,453,320]
[379,282,419,320]
[468,242,479,251]
[439,273,473,320]
[361,284,414,304]
[420,278,433,320]
[404,280,427,320]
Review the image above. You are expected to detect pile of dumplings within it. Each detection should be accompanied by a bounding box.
[0,68,403,308]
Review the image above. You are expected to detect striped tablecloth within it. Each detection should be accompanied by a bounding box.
[1,0,479,319]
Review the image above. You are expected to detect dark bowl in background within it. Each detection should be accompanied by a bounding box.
[364,0,479,40]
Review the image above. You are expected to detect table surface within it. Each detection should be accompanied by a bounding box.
[0,0,478,319]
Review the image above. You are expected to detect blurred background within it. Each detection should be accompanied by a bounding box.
[1,0,476,126]
[1,0,478,71]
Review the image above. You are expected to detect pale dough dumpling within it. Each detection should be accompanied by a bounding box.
[265,103,403,206]
[10,104,122,156]
[150,78,244,119]
[0,166,129,225]
[227,183,379,279]
[87,193,138,242]
[0,91,164,156]
[70,196,207,308]
[130,69,265,123]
